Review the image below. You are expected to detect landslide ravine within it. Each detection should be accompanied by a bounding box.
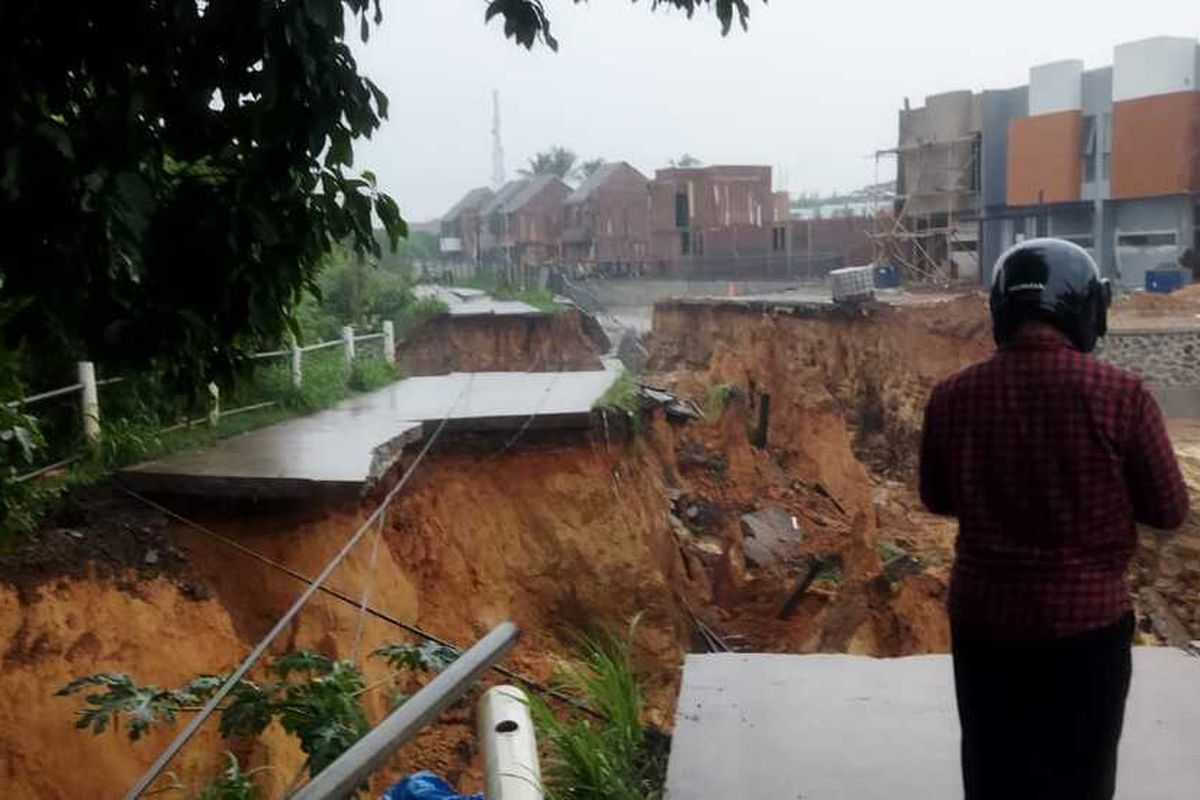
[0,296,995,798]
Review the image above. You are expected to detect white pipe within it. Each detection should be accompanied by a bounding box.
[478,685,543,800]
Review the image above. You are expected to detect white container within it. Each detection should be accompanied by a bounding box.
[478,685,543,800]
[830,266,875,303]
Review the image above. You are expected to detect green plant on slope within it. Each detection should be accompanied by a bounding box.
[463,276,560,314]
[54,672,211,740]
[59,641,460,793]
[704,383,738,422]
[372,641,459,672]
[349,357,399,393]
[531,620,668,800]
[0,403,48,539]
[268,653,370,777]
[596,372,642,417]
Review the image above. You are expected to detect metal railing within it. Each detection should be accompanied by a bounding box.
[292,621,521,800]
[5,321,397,482]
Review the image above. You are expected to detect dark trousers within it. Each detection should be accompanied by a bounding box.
[951,612,1134,800]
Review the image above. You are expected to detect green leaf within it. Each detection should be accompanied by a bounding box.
[374,194,406,251]
[219,681,275,739]
[273,650,335,679]
[371,641,459,673]
[326,128,353,169]
[56,673,186,742]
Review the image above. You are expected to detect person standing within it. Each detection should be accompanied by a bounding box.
[919,238,1189,800]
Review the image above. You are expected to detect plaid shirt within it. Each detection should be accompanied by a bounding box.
[920,324,1189,638]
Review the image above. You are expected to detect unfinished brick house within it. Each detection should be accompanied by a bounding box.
[479,175,571,270]
[561,162,651,275]
[783,215,876,277]
[648,165,776,274]
[438,186,494,264]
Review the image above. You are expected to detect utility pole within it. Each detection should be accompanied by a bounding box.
[491,89,506,189]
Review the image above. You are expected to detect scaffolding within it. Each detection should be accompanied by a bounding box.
[870,133,981,283]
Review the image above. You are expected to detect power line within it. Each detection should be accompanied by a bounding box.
[114,484,601,721]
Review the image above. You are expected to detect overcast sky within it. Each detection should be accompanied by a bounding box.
[349,0,1200,222]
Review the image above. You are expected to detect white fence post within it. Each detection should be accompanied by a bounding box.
[342,325,356,365]
[382,320,396,366]
[290,339,303,390]
[207,382,220,427]
[78,361,100,447]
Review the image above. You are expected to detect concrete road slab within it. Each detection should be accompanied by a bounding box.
[122,410,423,496]
[666,648,1200,800]
[412,285,543,317]
[121,363,622,496]
[369,361,622,429]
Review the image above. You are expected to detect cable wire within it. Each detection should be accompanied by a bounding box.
[113,485,603,719]
[350,515,385,665]
[123,374,474,799]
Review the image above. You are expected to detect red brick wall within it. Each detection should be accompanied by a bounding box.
[649,166,773,259]
[591,165,650,261]
[787,216,874,264]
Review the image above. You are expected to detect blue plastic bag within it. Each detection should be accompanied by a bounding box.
[380,771,483,800]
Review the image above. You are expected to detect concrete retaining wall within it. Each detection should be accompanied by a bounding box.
[1098,328,1200,386]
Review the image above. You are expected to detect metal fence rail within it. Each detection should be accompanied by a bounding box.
[5,382,85,410]
[5,321,398,482]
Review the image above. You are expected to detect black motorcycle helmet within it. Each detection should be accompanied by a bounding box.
[989,237,1112,352]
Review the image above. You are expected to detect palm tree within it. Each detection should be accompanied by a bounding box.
[670,153,702,168]
[577,158,607,181]
[519,146,577,179]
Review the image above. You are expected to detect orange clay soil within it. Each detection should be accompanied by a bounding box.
[14,291,1200,797]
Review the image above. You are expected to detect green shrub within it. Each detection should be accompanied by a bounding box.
[349,357,399,393]
[395,296,449,338]
[60,638,458,793]
[532,621,668,800]
[815,562,843,586]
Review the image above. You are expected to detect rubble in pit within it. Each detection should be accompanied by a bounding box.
[1131,434,1200,648]
[647,294,992,480]
[645,387,952,657]
[645,290,1200,656]
[636,294,1001,656]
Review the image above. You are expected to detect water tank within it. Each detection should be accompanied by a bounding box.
[1145,269,1188,294]
[830,266,876,303]
[873,263,902,289]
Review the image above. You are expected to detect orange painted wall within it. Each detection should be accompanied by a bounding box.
[1006,110,1083,206]
[1111,91,1200,199]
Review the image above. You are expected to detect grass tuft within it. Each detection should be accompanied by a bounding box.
[596,371,641,416]
[531,619,668,800]
[704,383,738,422]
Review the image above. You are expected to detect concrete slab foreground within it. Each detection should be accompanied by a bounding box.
[666,648,1200,799]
